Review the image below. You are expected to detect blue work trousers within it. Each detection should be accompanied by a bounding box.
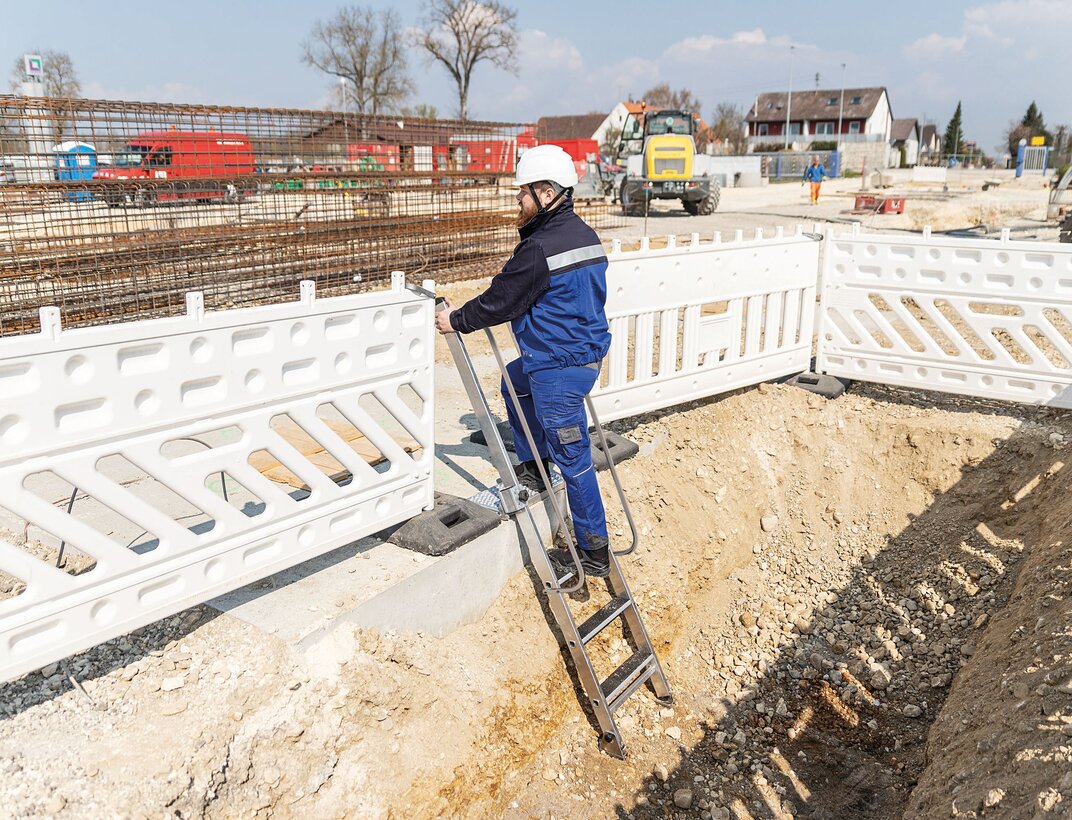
[501,358,608,551]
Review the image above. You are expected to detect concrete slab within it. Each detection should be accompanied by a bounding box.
[209,535,433,645]
[299,492,562,648]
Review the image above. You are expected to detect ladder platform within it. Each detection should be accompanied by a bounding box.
[468,472,564,514]
[578,593,632,645]
[602,651,657,713]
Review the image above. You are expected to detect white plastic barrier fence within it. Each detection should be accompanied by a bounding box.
[817,226,1072,406]
[911,166,948,184]
[0,275,434,681]
[591,227,820,422]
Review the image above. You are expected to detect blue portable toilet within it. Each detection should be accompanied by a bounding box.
[53,141,97,201]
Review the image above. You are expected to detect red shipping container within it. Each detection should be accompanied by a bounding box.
[453,140,516,173]
[545,139,599,162]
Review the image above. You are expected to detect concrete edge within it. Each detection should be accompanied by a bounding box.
[297,494,561,649]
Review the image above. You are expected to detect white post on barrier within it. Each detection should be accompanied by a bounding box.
[38,307,61,341]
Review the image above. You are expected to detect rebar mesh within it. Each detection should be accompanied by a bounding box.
[0,96,618,336]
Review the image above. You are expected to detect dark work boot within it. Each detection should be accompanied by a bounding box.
[548,537,610,579]
[516,457,554,495]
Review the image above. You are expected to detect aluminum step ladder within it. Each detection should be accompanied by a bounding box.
[436,297,671,759]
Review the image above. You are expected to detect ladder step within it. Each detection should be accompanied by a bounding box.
[578,594,633,645]
[553,568,576,587]
[601,652,657,713]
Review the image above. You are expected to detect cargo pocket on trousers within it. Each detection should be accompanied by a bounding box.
[556,425,582,445]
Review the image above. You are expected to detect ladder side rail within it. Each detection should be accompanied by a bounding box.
[482,326,586,594]
[435,304,519,505]
[584,394,638,557]
[607,555,673,703]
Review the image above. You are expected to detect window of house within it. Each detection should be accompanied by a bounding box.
[850,95,862,105]
[788,123,801,135]
[757,123,769,136]
[816,122,835,135]
[849,121,861,134]
[827,97,837,105]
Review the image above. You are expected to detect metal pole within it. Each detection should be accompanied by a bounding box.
[339,78,350,165]
[784,45,795,150]
[837,63,846,149]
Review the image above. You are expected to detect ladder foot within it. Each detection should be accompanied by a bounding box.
[599,731,626,760]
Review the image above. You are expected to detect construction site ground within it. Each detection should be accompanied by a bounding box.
[2,168,1071,819]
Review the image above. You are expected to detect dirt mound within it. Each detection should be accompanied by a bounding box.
[3,375,1071,818]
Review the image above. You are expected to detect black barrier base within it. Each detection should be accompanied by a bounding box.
[469,420,515,451]
[591,429,640,471]
[785,371,850,399]
[385,493,501,556]
[471,420,639,472]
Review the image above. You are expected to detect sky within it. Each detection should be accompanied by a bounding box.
[3,0,1070,155]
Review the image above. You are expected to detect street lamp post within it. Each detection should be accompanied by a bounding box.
[339,77,350,165]
[837,63,846,149]
[784,45,795,150]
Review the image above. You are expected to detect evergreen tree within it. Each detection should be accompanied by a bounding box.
[943,102,963,156]
[1020,101,1052,145]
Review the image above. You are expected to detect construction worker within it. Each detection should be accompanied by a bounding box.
[802,155,828,204]
[434,144,612,578]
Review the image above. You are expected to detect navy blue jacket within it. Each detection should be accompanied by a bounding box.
[450,198,611,373]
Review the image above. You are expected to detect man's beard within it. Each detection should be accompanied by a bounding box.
[516,196,539,228]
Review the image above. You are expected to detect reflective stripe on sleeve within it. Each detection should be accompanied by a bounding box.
[545,244,606,273]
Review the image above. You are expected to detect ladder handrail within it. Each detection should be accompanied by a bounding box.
[435,297,585,594]
[482,325,587,594]
[584,395,639,557]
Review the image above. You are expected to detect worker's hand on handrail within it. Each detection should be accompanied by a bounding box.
[434,297,456,335]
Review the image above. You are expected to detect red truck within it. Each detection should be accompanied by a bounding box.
[93,131,255,206]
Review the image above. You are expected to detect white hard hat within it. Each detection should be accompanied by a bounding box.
[514,144,578,189]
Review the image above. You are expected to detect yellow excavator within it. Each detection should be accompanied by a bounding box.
[616,106,720,216]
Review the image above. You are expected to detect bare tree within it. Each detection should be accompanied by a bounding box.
[303,6,413,116]
[711,102,747,154]
[417,0,518,120]
[400,103,439,119]
[639,83,701,114]
[8,49,81,97]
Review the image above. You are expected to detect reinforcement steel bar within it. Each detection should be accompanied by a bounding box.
[1,96,619,335]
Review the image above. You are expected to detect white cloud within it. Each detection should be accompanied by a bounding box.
[521,28,584,72]
[962,0,1070,44]
[673,28,799,56]
[904,33,968,59]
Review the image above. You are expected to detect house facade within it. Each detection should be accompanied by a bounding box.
[746,87,894,168]
[891,118,920,166]
[591,102,644,149]
[919,124,942,159]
